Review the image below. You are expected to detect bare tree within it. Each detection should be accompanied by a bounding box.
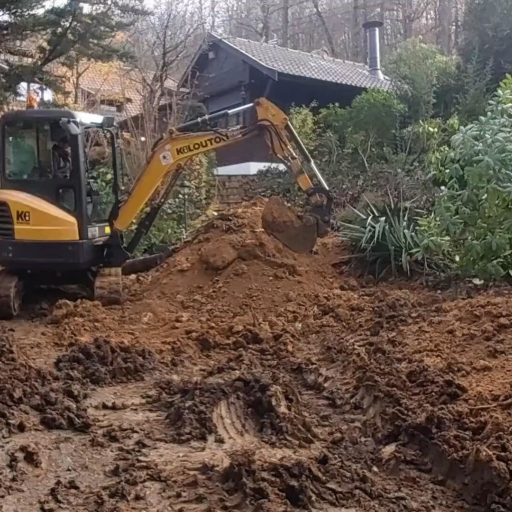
[131,0,201,135]
[437,0,453,53]
[282,0,290,45]
[311,0,337,56]
[121,0,468,94]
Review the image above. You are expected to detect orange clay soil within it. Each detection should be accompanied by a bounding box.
[1,198,512,511]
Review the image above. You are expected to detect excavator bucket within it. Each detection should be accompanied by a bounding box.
[261,197,322,254]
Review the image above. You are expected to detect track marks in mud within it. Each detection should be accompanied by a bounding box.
[212,396,258,447]
[157,373,317,448]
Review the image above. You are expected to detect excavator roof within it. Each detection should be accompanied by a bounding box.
[1,109,114,128]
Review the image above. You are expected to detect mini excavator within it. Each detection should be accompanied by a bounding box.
[0,98,332,319]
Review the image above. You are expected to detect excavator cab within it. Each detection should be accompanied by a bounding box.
[0,109,119,269]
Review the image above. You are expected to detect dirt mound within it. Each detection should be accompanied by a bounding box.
[55,337,157,386]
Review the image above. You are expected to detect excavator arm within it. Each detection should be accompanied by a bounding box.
[110,98,332,261]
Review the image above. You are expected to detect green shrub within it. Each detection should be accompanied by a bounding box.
[425,81,512,279]
[455,54,493,123]
[338,193,450,278]
[289,103,319,151]
[318,89,406,167]
[385,38,458,121]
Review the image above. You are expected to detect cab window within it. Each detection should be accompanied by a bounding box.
[4,120,72,180]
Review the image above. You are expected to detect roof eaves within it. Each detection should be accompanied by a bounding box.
[272,69,389,90]
[212,34,278,81]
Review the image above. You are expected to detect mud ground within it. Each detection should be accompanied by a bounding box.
[2,199,512,511]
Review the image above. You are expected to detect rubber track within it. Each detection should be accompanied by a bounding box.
[0,270,22,319]
[94,267,123,306]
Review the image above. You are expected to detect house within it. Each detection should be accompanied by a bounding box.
[180,21,390,176]
[3,59,179,130]
[51,63,179,129]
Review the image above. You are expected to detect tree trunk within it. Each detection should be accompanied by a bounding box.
[282,0,289,46]
[210,0,217,32]
[379,0,386,63]
[401,0,414,40]
[260,0,271,42]
[437,0,452,53]
[311,0,336,57]
[362,0,368,63]
[352,0,361,60]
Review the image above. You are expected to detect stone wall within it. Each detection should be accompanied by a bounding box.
[213,170,302,206]
[214,175,261,205]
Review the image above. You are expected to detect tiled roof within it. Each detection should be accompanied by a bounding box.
[72,65,178,121]
[214,35,390,90]
[0,58,178,121]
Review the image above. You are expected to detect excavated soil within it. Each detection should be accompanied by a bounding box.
[2,198,512,511]
[55,336,158,385]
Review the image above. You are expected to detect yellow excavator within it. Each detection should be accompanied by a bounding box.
[0,98,332,319]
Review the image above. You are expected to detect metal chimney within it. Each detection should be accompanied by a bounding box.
[362,20,384,79]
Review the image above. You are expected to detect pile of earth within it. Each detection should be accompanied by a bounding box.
[4,199,512,511]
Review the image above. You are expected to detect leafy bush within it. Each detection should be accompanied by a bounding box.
[425,81,512,279]
[255,92,419,213]
[289,103,319,151]
[88,165,116,220]
[460,0,512,86]
[414,115,460,188]
[455,54,493,123]
[385,38,458,121]
[318,89,405,166]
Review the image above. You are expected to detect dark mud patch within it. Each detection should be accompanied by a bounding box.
[157,373,315,445]
[219,451,342,510]
[403,407,512,511]
[55,337,158,385]
[0,333,91,437]
[372,363,512,510]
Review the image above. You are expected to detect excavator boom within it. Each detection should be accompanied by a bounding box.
[114,98,332,258]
